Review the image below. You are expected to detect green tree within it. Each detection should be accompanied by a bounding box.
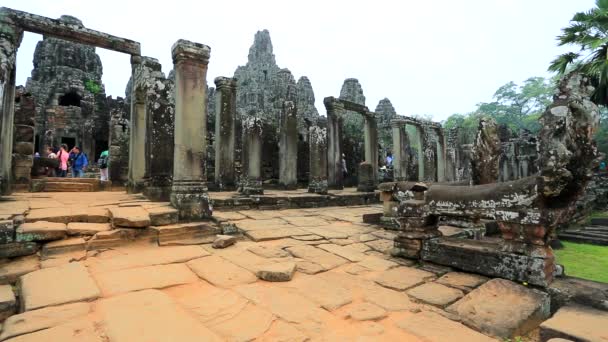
[549,0,608,105]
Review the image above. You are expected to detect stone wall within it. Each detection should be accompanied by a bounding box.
[107,98,129,184]
[12,87,35,184]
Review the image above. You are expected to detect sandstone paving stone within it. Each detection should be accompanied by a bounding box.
[41,237,85,256]
[362,283,419,312]
[285,275,352,310]
[151,222,220,246]
[109,207,151,228]
[447,278,550,339]
[66,222,111,236]
[257,320,308,342]
[235,218,290,231]
[245,227,310,241]
[397,311,498,342]
[407,282,465,307]
[145,206,178,226]
[19,262,100,311]
[187,255,257,288]
[164,282,274,341]
[301,227,350,239]
[357,256,398,271]
[539,305,608,342]
[345,264,370,275]
[5,319,103,342]
[328,238,356,246]
[0,285,16,321]
[212,234,237,248]
[291,234,324,241]
[358,233,378,242]
[374,266,435,291]
[248,245,290,258]
[365,239,394,254]
[346,302,387,321]
[0,302,90,340]
[0,255,39,285]
[295,260,326,275]
[317,243,367,262]
[210,247,284,274]
[24,208,72,224]
[15,221,67,242]
[85,207,110,223]
[40,251,86,269]
[436,272,488,292]
[286,245,349,270]
[234,283,337,338]
[212,211,248,221]
[347,242,372,253]
[86,245,209,273]
[282,216,329,227]
[371,230,397,240]
[94,263,198,297]
[96,289,222,341]
[257,262,296,282]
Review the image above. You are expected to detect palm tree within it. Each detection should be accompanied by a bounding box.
[549,0,608,105]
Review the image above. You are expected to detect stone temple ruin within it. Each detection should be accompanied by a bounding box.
[0,6,607,342]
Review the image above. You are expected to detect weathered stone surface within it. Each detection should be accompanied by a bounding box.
[0,220,14,244]
[374,267,435,291]
[66,222,111,236]
[24,208,72,224]
[346,302,387,321]
[212,235,237,249]
[407,282,464,307]
[0,255,39,285]
[0,285,16,321]
[363,283,418,312]
[0,302,90,341]
[248,245,290,258]
[146,206,178,226]
[151,222,220,246]
[397,311,497,342]
[187,256,257,288]
[365,238,394,254]
[256,262,296,282]
[317,243,367,262]
[286,245,349,270]
[246,227,309,242]
[4,319,103,342]
[0,242,39,258]
[296,261,326,275]
[19,262,100,311]
[357,256,398,271]
[86,207,110,223]
[436,272,488,292]
[15,221,67,242]
[96,289,222,341]
[109,207,151,228]
[539,305,608,342]
[258,320,308,342]
[93,263,198,297]
[447,279,550,338]
[41,237,86,256]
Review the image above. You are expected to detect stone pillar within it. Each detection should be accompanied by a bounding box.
[0,24,22,195]
[421,125,437,182]
[214,76,237,190]
[239,117,263,195]
[357,162,375,192]
[471,117,500,185]
[413,124,424,181]
[308,125,328,194]
[324,97,344,189]
[170,40,212,220]
[391,120,409,181]
[127,56,147,194]
[436,129,446,182]
[363,113,378,188]
[279,101,298,189]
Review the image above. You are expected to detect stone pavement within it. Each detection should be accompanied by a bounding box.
[0,192,606,341]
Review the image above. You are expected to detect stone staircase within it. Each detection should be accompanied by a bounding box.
[30,177,111,192]
[559,217,608,246]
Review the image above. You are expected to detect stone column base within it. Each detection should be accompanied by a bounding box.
[144,177,172,202]
[127,180,145,194]
[392,231,442,259]
[308,179,328,195]
[238,177,263,196]
[170,181,212,220]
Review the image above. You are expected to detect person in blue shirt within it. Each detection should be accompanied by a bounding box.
[70,146,88,178]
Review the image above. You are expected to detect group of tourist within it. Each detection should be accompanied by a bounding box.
[43,146,109,180]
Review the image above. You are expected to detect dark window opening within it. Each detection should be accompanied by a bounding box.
[15,97,20,104]
[59,92,82,107]
[263,70,268,81]
[61,137,76,151]
[298,134,304,142]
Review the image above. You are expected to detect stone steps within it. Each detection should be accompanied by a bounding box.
[558,232,608,246]
[589,217,608,226]
[30,178,111,192]
[43,182,94,192]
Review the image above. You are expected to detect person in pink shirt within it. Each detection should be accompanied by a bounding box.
[57,144,70,177]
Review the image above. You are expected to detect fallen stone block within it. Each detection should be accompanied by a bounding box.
[0,242,39,258]
[0,284,16,321]
[66,222,111,236]
[86,207,110,223]
[146,206,179,226]
[436,272,488,292]
[109,207,151,228]
[15,221,67,242]
[447,278,550,339]
[256,262,296,282]
[212,235,237,249]
[540,305,608,342]
[151,222,220,246]
[19,262,100,311]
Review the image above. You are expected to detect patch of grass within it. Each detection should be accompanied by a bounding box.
[555,241,608,283]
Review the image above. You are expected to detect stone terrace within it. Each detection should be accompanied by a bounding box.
[0,192,605,341]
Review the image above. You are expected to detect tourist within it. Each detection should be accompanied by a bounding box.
[341,153,348,179]
[46,147,57,177]
[98,149,109,181]
[57,144,69,177]
[386,152,393,167]
[71,146,88,178]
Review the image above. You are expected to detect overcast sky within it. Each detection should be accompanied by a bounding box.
[9,0,594,122]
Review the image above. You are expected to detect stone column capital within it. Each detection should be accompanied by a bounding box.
[390,119,407,128]
[214,76,237,90]
[171,39,210,65]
